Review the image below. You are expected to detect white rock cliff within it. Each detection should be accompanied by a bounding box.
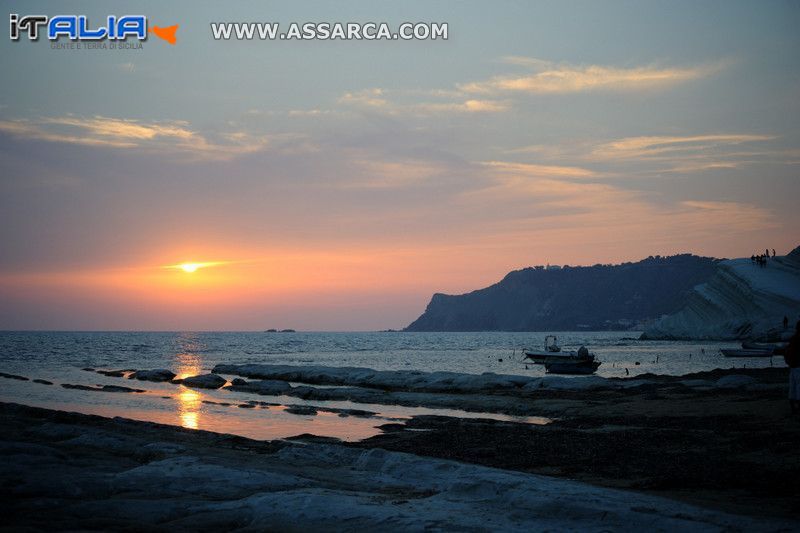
[642,246,800,340]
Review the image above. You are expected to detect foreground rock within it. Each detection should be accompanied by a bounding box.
[357,406,800,522]
[128,369,176,382]
[178,373,227,389]
[1,402,791,531]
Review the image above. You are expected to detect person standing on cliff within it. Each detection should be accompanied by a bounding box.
[785,321,800,415]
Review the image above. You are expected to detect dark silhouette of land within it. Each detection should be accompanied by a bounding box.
[407,254,719,331]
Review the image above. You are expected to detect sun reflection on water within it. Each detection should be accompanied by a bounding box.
[178,388,201,429]
[174,333,205,430]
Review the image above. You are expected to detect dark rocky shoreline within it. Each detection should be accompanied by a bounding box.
[1,366,798,529]
[348,367,800,519]
[5,401,791,531]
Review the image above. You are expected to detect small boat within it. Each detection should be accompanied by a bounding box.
[720,348,774,358]
[524,336,595,364]
[545,360,602,375]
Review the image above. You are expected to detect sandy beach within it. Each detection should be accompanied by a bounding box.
[2,366,798,531]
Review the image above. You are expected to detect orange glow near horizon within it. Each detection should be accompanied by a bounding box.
[1,231,797,330]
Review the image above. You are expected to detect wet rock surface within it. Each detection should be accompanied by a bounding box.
[128,369,176,382]
[1,401,792,532]
[178,373,227,389]
[226,378,292,395]
[2,363,797,526]
[96,369,127,378]
[61,384,145,393]
[284,405,318,416]
[349,368,800,521]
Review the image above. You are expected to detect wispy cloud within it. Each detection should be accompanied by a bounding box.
[344,158,451,188]
[44,116,195,142]
[481,160,599,179]
[674,200,776,235]
[339,88,390,109]
[503,133,781,176]
[413,99,509,113]
[459,59,722,94]
[287,108,338,117]
[0,115,306,161]
[591,134,775,160]
[338,88,508,115]
[463,161,624,209]
[459,159,778,253]
[0,119,142,148]
[335,57,720,119]
[660,161,740,173]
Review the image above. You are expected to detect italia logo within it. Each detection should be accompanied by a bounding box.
[9,14,178,44]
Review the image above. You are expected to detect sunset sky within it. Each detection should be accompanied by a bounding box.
[1,1,799,330]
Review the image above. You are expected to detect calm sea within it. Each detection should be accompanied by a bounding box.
[0,331,781,441]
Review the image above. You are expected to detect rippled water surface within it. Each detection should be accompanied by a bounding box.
[0,331,781,440]
[0,330,775,376]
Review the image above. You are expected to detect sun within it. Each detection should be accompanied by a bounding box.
[164,261,224,273]
[180,263,201,273]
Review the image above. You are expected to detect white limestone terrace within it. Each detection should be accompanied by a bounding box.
[215,363,535,393]
[643,246,800,340]
[3,404,792,531]
[213,363,770,396]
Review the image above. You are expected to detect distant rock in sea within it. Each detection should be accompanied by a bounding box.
[406,254,719,331]
[641,245,800,341]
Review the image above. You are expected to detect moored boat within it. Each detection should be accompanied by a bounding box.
[524,336,596,364]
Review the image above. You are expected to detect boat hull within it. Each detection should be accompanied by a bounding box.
[524,351,585,365]
[545,361,602,375]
